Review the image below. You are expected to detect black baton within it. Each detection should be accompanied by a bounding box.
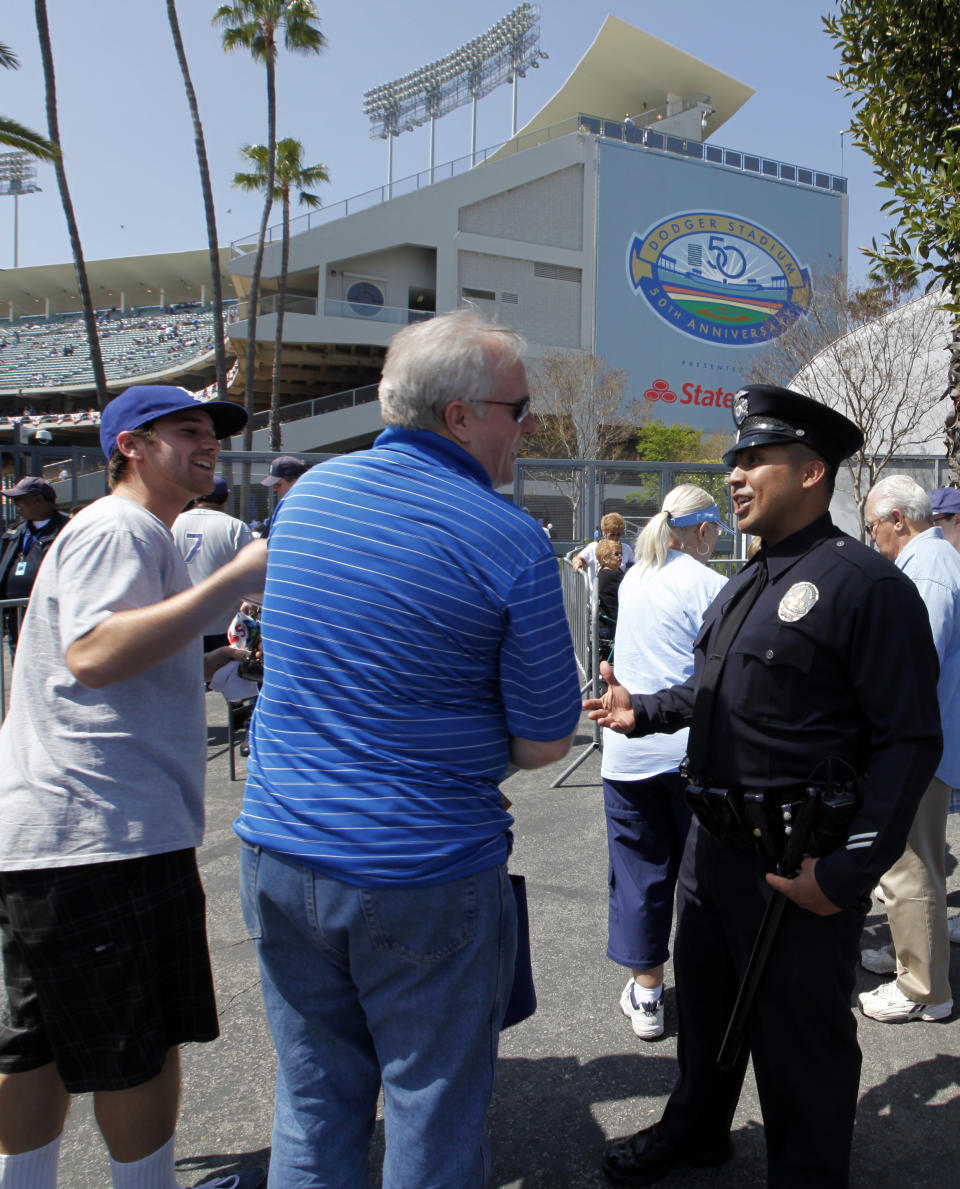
[717,787,821,1072]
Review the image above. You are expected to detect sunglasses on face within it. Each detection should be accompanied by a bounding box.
[477,396,531,423]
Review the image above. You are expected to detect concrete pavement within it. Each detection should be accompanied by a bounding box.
[55,700,960,1187]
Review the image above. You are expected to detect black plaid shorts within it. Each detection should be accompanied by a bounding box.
[0,848,219,1092]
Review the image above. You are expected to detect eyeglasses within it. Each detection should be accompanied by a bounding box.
[933,513,955,524]
[865,516,887,537]
[477,396,531,423]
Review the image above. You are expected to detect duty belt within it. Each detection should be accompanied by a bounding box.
[684,781,861,862]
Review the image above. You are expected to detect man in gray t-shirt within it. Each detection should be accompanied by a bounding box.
[0,385,266,1189]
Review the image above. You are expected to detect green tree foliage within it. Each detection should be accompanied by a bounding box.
[823,0,960,477]
[635,421,728,463]
[0,40,58,161]
[214,0,325,448]
[234,138,328,449]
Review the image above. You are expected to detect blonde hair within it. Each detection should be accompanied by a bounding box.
[600,512,625,535]
[596,538,621,568]
[636,483,717,571]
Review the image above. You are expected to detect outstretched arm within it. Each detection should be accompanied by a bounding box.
[584,661,697,737]
[67,540,267,688]
[583,661,636,733]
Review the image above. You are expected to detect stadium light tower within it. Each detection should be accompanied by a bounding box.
[0,152,41,268]
[362,3,547,190]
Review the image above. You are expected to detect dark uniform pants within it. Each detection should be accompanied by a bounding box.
[660,819,866,1189]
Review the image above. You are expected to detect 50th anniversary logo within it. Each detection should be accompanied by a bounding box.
[626,211,812,346]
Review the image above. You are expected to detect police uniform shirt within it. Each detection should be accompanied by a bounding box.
[630,513,942,908]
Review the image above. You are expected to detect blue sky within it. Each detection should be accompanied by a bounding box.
[3,2,884,285]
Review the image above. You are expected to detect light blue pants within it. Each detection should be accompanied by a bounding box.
[240,844,516,1189]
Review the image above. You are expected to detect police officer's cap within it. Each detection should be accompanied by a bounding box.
[722,384,864,470]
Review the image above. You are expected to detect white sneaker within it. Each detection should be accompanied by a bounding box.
[860,946,896,974]
[949,914,960,944]
[858,979,952,1023]
[620,978,664,1039]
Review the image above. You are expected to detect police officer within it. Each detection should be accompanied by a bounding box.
[0,477,70,656]
[586,385,943,1189]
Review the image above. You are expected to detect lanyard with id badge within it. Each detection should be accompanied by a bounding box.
[14,527,39,577]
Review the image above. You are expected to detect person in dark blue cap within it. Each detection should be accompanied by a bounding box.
[586,384,943,1188]
[259,454,309,503]
[0,477,70,658]
[930,485,960,553]
[0,384,266,1189]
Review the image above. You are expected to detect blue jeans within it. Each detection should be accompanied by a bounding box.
[239,844,517,1189]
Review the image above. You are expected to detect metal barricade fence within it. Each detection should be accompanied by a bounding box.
[0,598,28,724]
[552,559,601,787]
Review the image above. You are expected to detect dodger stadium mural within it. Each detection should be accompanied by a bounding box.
[596,139,846,433]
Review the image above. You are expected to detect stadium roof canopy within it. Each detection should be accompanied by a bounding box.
[506,15,754,146]
[0,248,230,318]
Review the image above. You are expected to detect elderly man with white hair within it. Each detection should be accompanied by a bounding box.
[235,310,582,1187]
[860,473,960,1022]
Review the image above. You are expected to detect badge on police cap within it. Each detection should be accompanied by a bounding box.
[734,391,750,425]
[778,582,819,622]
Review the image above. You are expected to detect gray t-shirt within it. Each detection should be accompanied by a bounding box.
[172,506,253,635]
[0,494,206,870]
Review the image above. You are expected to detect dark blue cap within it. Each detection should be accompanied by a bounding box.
[260,455,308,486]
[100,385,247,460]
[722,384,863,470]
[930,487,960,516]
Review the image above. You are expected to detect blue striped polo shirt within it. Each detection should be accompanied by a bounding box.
[235,426,582,887]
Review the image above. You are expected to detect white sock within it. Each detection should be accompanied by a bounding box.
[635,982,663,1005]
[108,1135,180,1189]
[0,1131,61,1189]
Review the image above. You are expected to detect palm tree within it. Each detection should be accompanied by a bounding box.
[233,138,328,449]
[166,0,230,401]
[213,0,325,449]
[1,40,59,161]
[34,2,108,408]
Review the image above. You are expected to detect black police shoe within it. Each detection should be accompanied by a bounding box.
[602,1124,732,1185]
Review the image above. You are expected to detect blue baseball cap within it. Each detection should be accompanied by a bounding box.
[100,385,248,460]
[260,455,308,486]
[930,487,960,516]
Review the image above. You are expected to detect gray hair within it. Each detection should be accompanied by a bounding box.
[378,309,527,431]
[636,483,717,571]
[868,474,932,525]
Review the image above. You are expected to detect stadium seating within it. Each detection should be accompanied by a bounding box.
[0,306,227,392]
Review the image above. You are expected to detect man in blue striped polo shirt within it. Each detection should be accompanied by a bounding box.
[236,310,582,1188]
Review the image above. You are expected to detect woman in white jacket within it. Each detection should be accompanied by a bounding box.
[602,483,732,1040]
